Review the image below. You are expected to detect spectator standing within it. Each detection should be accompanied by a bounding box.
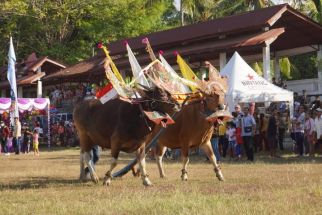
[313,108,322,155]
[0,121,10,155]
[295,105,305,156]
[234,104,244,118]
[210,121,221,163]
[32,129,40,155]
[259,113,268,151]
[253,113,261,152]
[22,126,32,153]
[241,106,256,161]
[267,109,278,157]
[235,119,243,160]
[58,122,65,146]
[13,117,22,155]
[277,112,286,151]
[304,112,315,156]
[218,121,228,158]
[226,121,236,160]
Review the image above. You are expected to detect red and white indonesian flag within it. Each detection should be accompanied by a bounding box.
[96,83,118,104]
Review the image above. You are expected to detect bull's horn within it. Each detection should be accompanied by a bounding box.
[136,83,151,91]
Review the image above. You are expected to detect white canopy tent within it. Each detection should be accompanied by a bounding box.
[220,52,294,116]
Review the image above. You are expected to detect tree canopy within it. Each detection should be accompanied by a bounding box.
[0,0,173,65]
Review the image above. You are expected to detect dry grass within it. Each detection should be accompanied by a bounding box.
[0,147,321,215]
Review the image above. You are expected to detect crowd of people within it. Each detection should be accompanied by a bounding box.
[210,93,322,163]
[50,120,77,147]
[0,117,41,156]
[48,83,101,108]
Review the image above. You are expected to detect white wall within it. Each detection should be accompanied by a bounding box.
[285,78,320,95]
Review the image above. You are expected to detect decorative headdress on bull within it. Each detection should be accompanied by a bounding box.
[142,38,231,121]
[99,43,178,128]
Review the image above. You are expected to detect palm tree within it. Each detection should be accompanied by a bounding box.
[294,0,321,23]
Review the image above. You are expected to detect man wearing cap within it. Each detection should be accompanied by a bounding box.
[313,108,322,154]
[13,117,22,154]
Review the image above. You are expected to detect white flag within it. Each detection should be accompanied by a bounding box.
[159,53,191,93]
[126,43,150,87]
[7,37,19,118]
[173,0,181,11]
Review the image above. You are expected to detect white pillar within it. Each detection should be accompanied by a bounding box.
[318,45,322,94]
[219,52,226,71]
[18,86,23,98]
[274,55,280,81]
[263,45,271,82]
[1,89,6,97]
[37,80,42,98]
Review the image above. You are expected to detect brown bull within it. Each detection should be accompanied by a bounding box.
[150,61,228,181]
[74,84,178,186]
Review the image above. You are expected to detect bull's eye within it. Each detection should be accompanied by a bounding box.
[150,101,156,109]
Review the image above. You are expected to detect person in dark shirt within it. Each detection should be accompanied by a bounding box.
[267,109,278,157]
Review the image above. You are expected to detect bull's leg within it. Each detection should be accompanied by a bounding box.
[181,156,189,181]
[201,141,224,181]
[180,148,189,181]
[79,151,86,181]
[84,151,99,183]
[103,157,118,186]
[131,165,140,177]
[155,144,167,178]
[136,147,152,186]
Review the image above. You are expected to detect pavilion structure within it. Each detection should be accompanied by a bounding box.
[0,53,66,98]
[45,4,322,94]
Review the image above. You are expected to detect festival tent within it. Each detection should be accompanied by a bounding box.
[220,52,294,116]
[0,98,51,147]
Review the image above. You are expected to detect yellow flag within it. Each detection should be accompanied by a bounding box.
[176,54,199,91]
[101,46,124,83]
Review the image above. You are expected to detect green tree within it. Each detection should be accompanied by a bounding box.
[0,0,172,65]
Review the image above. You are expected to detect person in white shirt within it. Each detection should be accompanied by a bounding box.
[313,108,322,155]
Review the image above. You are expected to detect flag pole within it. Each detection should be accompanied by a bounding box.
[180,0,184,26]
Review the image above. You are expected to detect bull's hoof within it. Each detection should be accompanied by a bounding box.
[103,177,112,186]
[181,173,188,181]
[214,168,224,181]
[160,174,166,179]
[142,179,152,186]
[142,175,152,186]
[91,174,99,184]
[181,169,188,181]
[80,172,91,182]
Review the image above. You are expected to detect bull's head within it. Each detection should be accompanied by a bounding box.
[136,84,179,113]
[196,61,227,113]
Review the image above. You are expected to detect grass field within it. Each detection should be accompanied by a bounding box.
[0,147,321,215]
